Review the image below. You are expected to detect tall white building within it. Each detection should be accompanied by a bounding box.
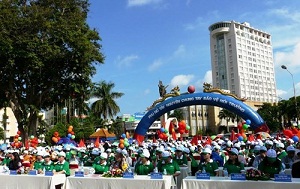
[209,21,277,103]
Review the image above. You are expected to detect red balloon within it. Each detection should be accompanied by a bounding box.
[292,127,299,134]
[283,129,294,138]
[187,85,195,93]
[17,131,21,135]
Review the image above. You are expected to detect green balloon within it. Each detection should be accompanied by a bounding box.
[243,124,248,130]
[71,135,75,139]
[124,141,129,147]
[164,129,169,134]
[186,125,191,130]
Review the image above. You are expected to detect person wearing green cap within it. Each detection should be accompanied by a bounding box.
[157,151,180,177]
[198,148,219,176]
[258,149,282,177]
[134,149,154,175]
[93,152,110,174]
[223,148,245,174]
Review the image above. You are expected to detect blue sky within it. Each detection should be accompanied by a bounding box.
[87,0,300,115]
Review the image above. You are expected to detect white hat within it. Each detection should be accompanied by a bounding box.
[265,140,273,146]
[121,149,128,156]
[58,151,66,157]
[161,151,171,158]
[266,149,277,158]
[175,146,184,152]
[91,148,100,155]
[106,148,112,153]
[183,147,190,154]
[100,152,108,159]
[189,146,196,152]
[230,148,239,156]
[141,149,150,158]
[201,148,212,154]
[234,143,241,148]
[37,151,44,157]
[214,145,221,150]
[276,143,284,149]
[43,152,50,157]
[287,146,295,152]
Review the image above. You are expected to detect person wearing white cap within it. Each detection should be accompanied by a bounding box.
[93,152,109,174]
[223,148,245,174]
[157,151,180,177]
[33,151,45,171]
[258,149,283,177]
[198,148,219,176]
[134,149,154,175]
[41,152,54,173]
[53,151,70,176]
[276,142,287,160]
[174,146,188,166]
[281,146,296,169]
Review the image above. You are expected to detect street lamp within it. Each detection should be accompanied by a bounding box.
[281,65,297,122]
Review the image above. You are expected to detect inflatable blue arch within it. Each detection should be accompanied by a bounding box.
[134,92,269,143]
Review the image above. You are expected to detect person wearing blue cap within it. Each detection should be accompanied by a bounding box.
[252,146,267,168]
[223,148,245,174]
[258,149,282,178]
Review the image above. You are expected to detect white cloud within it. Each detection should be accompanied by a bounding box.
[116,55,139,68]
[274,42,300,72]
[172,45,186,57]
[127,0,163,7]
[276,89,288,99]
[170,74,194,88]
[144,89,150,95]
[203,70,212,84]
[148,59,163,72]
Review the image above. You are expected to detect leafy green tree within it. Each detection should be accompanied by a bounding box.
[257,103,281,132]
[0,0,104,140]
[168,109,185,121]
[0,127,4,141]
[91,81,124,120]
[108,117,124,139]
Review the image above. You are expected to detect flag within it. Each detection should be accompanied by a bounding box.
[248,134,255,142]
[78,139,85,147]
[191,135,198,145]
[172,132,177,140]
[230,130,237,141]
[94,137,100,148]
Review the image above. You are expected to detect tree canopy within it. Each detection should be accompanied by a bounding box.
[0,0,104,139]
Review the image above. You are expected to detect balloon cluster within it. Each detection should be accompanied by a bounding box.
[157,120,190,140]
[236,119,251,141]
[52,131,61,143]
[11,130,23,148]
[119,132,130,149]
[283,126,300,142]
[28,135,39,148]
[67,125,76,140]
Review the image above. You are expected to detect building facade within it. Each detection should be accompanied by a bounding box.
[209,21,277,103]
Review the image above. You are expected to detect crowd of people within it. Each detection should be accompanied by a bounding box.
[0,134,300,179]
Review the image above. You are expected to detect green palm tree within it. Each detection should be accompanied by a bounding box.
[218,109,237,132]
[168,109,185,121]
[91,81,124,120]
